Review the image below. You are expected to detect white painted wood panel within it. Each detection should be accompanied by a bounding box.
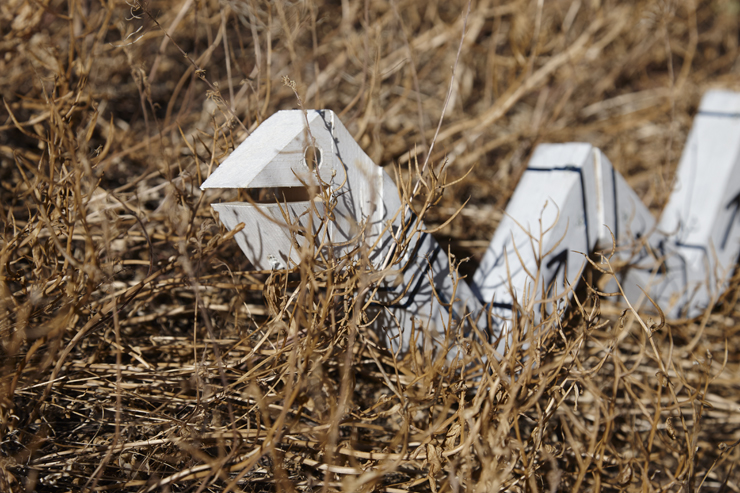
[594,148,655,258]
[213,201,324,271]
[372,212,484,354]
[622,90,740,317]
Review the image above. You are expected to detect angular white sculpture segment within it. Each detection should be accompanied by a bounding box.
[202,111,342,189]
[472,143,655,328]
[202,110,483,355]
[372,212,484,353]
[473,144,595,317]
[624,90,740,317]
[594,148,656,258]
[203,110,389,269]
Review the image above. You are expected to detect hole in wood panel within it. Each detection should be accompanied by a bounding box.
[304,145,323,171]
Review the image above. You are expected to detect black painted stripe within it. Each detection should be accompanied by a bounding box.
[611,166,619,240]
[490,301,513,310]
[675,241,709,255]
[697,110,740,119]
[671,241,705,288]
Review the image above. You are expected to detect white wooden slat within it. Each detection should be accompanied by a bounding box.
[201,111,337,189]
[212,202,325,271]
[622,90,740,317]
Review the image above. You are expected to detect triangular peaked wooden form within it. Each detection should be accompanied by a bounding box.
[201,110,483,355]
[202,110,391,270]
[203,90,740,356]
[472,143,654,331]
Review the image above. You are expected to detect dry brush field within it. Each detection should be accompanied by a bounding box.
[1,0,740,491]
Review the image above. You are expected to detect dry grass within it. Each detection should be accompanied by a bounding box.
[1,0,740,491]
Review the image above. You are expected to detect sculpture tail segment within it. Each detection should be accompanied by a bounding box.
[621,90,740,318]
[476,90,740,323]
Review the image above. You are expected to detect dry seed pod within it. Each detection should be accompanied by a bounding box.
[665,417,677,440]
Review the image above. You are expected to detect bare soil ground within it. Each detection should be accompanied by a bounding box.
[1,0,739,491]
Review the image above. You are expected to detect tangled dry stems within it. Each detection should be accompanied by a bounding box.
[1,0,740,491]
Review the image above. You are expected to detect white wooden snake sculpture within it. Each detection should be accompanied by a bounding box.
[201,90,740,356]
